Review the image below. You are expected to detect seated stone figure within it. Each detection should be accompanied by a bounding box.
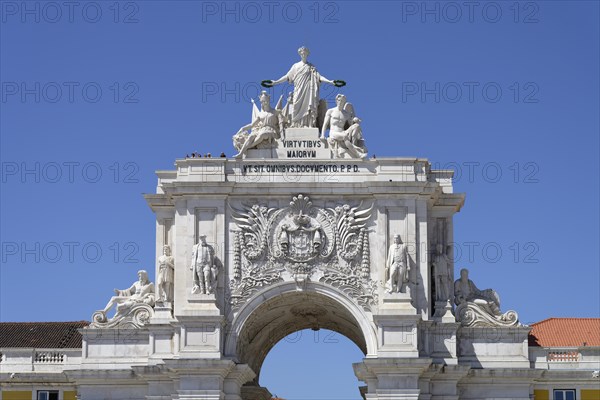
[233,91,284,158]
[91,270,155,328]
[454,268,519,327]
[320,94,368,159]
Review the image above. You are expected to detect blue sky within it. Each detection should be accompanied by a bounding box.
[1,1,598,399]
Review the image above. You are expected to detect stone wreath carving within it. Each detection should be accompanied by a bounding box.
[228,194,377,310]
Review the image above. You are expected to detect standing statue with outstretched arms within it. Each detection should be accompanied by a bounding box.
[262,46,345,128]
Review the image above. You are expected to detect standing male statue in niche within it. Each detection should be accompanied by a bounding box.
[157,245,174,303]
[190,235,217,295]
[432,243,452,303]
[263,46,344,128]
[386,234,409,293]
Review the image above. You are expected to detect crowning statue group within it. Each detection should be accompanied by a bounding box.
[233,46,367,159]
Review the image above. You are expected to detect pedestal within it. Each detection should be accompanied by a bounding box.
[420,321,460,365]
[374,293,420,358]
[457,326,531,368]
[242,128,331,160]
[181,293,221,317]
[433,300,455,323]
[151,302,175,324]
[381,292,417,315]
[277,127,330,159]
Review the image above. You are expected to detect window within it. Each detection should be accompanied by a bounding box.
[37,391,59,400]
[554,389,576,400]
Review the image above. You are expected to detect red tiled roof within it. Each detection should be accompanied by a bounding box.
[528,318,600,347]
[0,321,89,348]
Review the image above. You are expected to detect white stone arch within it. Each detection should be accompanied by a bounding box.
[224,281,378,378]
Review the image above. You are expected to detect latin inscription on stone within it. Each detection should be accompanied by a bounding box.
[282,139,323,158]
[241,164,360,174]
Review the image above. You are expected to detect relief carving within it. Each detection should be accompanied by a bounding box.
[228,194,377,310]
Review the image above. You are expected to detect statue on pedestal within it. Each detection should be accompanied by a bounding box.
[385,234,409,293]
[233,91,284,158]
[454,268,520,327]
[263,46,344,128]
[91,270,155,328]
[157,245,174,303]
[190,235,218,294]
[321,94,368,159]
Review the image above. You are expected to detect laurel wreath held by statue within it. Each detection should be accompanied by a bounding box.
[261,79,346,88]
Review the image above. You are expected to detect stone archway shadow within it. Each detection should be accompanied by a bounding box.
[224,281,379,380]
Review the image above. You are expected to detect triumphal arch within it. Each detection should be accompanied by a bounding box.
[79,47,530,399]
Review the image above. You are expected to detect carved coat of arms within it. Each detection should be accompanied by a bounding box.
[228,194,377,311]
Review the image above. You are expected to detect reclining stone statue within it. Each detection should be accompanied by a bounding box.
[454,268,520,327]
[91,270,155,328]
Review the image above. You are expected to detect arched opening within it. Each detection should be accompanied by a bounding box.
[225,281,377,396]
[260,328,365,399]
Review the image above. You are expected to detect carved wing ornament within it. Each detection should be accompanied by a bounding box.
[330,203,372,262]
[230,203,281,260]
